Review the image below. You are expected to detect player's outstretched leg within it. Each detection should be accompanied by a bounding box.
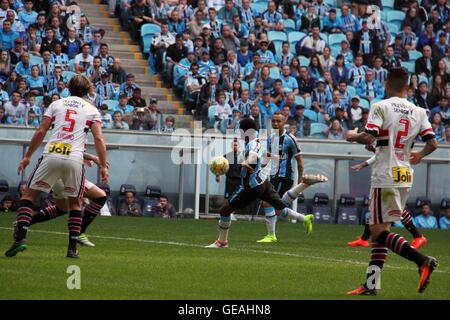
[257,206,277,243]
[78,196,106,247]
[281,174,328,206]
[30,205,68,226]
[279,208,314,236]
[401,210,427,249]
[347,223,370,247]
[5,199,34,257]
[67,210,83,258]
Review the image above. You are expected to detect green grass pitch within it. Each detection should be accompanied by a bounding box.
[0,213,449,300]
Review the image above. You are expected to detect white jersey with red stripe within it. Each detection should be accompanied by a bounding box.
[365,97,435,188]
[43,96,102,164]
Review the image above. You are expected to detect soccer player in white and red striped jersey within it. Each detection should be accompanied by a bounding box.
[5,75,109,259]
[346,67,438,295]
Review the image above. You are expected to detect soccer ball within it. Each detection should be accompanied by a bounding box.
[210,156,229,176]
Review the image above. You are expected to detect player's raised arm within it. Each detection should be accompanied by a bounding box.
[17,113,53,175]
[91,122,109,183]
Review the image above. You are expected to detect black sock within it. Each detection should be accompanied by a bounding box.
[68,210,83,251]
[361,223,371,241]
[401,210,421,238]
[15,199,34,240]
[80,196,106,233]
[30,206,67,225]
[377,230,427,267]
[365,241,388,288]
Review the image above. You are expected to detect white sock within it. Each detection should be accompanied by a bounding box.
[218,216,231,242]
[264,207,277,236]
[282,183,307,206]
[281,208,305,222]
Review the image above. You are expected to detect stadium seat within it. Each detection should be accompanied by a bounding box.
[440,198,450,217]
[103,99,119,111]
[317,112,326,124]
[241,81,249,91]
[325,0,337,6]
[299,55,310,67]
[413,196,431,216]
[328,33,346,47]
[142,185,162,217]
[408,50,423,61]
[268,31,287,43]
[269,67,280,79]
[304,109,318,122]
[142,34,153,54]
[29,54,43,66]
[386,10,406,25]
[336,194,359,225]
[0,180,9,200]
[34,96,44,107]
[252,2,266,14]
[295,95,304,106]
[418,75,428,86]
[359,98,370,109]
[400,61,415,74]
[288,32,306,45]
[382,0,395,10]
[284,19,296,32]
[387,22,399,34]
[62,71,77,82]
[311,193,334,224]
[347,86,356,97]
[360,196,370,224]
[319,32,328,42]
[140,23,161,37]
[309,123,328,138]
[208,105,217,128]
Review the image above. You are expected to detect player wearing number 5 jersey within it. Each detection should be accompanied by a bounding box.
[5,75,109,259]
[346,68,438,296]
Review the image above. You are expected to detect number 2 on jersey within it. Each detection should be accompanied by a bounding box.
[395,119,410,149]
[62,109,77,132]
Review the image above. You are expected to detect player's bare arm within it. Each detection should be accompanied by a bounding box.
[83,152,111,168]
[18,117,53,175]
[91,122,109,183]
[410,138,438,165]
[346,128,376,146]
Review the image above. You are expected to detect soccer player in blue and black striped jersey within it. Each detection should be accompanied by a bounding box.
[206,117,327,248]
[257,112,328,243]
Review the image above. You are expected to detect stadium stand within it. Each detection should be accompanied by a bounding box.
[311,192,333,224]
[336,194,359,225]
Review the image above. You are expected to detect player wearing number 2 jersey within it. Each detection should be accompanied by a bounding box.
[346,68,438,296]
[5,75,109,259]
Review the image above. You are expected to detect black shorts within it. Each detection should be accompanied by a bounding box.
[270,177,293,197]
[229,180,286,211]
[225,178,241,199]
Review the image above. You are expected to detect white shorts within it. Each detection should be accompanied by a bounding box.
[52,179,94,199]
[369,187,410,225]
[27,155,85,198]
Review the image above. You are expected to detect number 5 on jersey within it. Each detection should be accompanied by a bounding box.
[63,109,77,132]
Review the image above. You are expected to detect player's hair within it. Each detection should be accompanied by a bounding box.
[239,117,258,132]
[68,75,92,97]
[386,67,409,92]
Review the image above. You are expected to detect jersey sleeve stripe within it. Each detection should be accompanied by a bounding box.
[419,128,434,136]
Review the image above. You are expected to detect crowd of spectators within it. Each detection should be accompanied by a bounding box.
[117,0,450,140]
[0,0,175,132]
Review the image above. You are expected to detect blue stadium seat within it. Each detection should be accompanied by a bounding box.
[141,23,161,37]
[34,96,44,107]
[408,50,423,61]
[252,2,266,14]
[386,10,406,25]
[312,193,334,224]
[103,99,119,111]
[387,22,399,34]
[400,61,415,74]
[29,54,43,66]
[268,31,287,42]
[284,19,296,32]
[269,67,280,79]
[304,95,312,109]
[142,34,153,54]
[319,32,328,42]
[418,75,428,86]
[299,55,310,67]
[142,185,162,217]
[62,71,77,82]
[347,85,356,97]
[304,109,318,122]
[359,98,370,109]
[382,0,395,10]
[328,33,346,47]
[241,80,249,91]
[310,123,328,138]
[273,41,282,54]
[208,105,217,128]
[325,0,337,6]
[295,95,304,106]
[288,32,306,45]
[336,194,359,225]
[68,59,76,72]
